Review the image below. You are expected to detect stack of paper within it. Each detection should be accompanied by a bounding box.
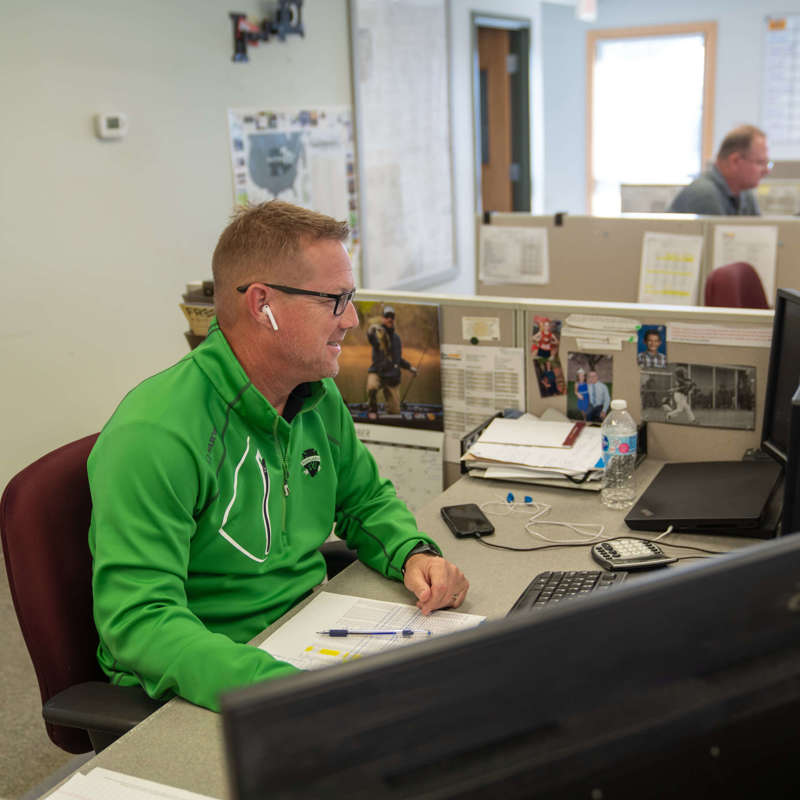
[47,767,218,799]
[461,412,604,491]
[561,314,641,352]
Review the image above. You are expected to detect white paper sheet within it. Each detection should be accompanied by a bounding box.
[466,425,603,474]
[563,314,641,334]
[440,345,525,462]
[479,225,550,285]
[260,592,485,671]
[637,231,704,305]
[48,768,218,800]
[477,415,580,449]
[712,224,778,303]
[461,316,501,341]
[666,322,773,348]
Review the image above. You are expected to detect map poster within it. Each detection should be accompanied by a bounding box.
[227,107,359,247]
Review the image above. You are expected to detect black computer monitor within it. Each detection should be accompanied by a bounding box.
[761,288,800,535]
[784,383,800,536]
[761,288,800,463]
[222,535,800,799]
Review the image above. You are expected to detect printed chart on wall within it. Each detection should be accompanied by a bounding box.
[227,107,359,247]
[440,345,525,462]
[350,0,455,288]
[763,15,800,159]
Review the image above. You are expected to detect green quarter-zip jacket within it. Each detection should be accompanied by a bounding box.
[88,319,439,711]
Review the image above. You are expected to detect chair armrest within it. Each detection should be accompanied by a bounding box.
[43,681,167,738]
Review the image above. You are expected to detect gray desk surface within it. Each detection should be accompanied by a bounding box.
[44,460,761,799]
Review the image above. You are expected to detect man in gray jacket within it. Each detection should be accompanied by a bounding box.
[668,125,771,216]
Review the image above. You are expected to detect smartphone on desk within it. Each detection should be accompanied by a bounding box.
[441,503,494,538]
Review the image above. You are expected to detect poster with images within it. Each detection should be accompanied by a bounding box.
[530,316,565,397]
[334,301,443,431]
[637,325,667,369]
[566,353,614,423]
[227,107,359,247]
[640,362,756,430]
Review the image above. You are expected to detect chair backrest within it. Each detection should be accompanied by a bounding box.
[0,433,100,752]
[704,261,770,309]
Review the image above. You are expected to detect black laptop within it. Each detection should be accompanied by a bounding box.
[625,460,783,538]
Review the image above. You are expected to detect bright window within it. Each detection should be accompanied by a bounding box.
[587,23,716,215]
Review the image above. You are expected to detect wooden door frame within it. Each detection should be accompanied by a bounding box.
[472,13,532,214]
[586,21,717,213]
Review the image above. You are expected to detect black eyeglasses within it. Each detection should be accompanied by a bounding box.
[236,282,356,317]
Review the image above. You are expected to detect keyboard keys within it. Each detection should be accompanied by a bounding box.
[508,569,627,614]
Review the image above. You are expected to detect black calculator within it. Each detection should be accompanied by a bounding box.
[591,538,677,571]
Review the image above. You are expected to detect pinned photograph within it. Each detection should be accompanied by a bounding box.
[531,316,565,397]
[533,358,566,397]
[640,362,756,430]
[637,325,667,369]
[335,301,443,431]
[567,353,614,423]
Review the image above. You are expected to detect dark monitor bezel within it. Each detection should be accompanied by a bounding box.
[784,383,800,536]
[222,535,800,799]
[761,287,800,464]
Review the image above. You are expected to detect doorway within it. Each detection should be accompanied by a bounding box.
[473,15,531,213]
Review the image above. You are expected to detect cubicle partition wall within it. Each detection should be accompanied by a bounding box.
[476,213,800,305]
[357,291,773,488]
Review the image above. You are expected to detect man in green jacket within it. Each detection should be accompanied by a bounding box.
[88,201,468,712]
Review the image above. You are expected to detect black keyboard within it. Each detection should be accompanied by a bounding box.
[507,570,627,614]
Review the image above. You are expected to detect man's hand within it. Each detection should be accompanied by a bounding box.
[403,554,469,615]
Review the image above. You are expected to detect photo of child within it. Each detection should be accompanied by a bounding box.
[637,325,667,369]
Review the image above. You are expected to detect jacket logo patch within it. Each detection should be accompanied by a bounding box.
[301,448,321,477]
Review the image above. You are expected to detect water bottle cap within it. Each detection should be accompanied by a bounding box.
[610,399,627,410]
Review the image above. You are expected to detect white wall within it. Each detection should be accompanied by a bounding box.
[0,0,352,488]
[541,0,800,213]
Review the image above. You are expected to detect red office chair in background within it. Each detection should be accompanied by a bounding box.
[704,261,770,309]
[0,434,165,754]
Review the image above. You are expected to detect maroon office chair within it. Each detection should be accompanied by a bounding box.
[704,261,770,309]
[0,434,164,754]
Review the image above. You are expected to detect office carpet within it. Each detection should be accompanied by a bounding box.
[0,557,76,799]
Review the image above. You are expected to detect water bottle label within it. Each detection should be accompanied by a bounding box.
[602,433,637,467]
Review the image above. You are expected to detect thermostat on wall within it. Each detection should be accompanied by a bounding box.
[94,112,128,139]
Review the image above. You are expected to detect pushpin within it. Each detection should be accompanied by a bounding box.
[524,496,533,504]
[506,492,515,503]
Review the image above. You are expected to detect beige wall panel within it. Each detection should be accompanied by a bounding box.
[477,214,705,303]
[701,216,800,298]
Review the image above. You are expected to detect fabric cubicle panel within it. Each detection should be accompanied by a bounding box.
[476,214,800,309]
[357,291,773,468]
[476,213,705,304]
[523,305,772,463]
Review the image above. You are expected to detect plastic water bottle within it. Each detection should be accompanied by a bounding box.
[601,399,637,509]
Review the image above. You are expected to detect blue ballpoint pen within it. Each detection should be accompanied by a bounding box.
[317,628,432,637]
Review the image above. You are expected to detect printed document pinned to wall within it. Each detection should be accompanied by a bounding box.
[479,225,549,285]
[712,225,778,303]
[637,231,703,305]
[440,345,525,461]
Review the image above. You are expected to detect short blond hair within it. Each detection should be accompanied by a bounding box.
[212,200,349,324]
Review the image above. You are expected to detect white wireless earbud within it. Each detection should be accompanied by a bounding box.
[262,305,278,331]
